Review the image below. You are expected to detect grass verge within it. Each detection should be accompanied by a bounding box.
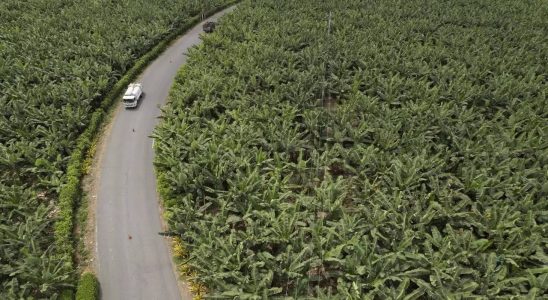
[75,273,99,300]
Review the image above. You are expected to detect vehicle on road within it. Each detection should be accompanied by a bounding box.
[123,83,143,108]
[203,21,216,33]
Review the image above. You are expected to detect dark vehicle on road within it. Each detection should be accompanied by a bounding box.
[203,21,216,33]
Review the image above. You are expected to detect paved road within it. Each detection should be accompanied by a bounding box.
[96,7,236,300]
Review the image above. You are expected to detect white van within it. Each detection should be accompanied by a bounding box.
[123,83,143,108]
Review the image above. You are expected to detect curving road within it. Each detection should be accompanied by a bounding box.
[96,7,236,300]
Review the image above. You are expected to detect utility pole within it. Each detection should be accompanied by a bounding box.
[322,12,332,109]
[201,0,205,20]
[320,11,333,142]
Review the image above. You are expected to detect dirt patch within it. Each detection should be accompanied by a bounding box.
[323,96,338,110]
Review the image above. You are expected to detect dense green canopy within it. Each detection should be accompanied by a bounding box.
[155,0,547,298]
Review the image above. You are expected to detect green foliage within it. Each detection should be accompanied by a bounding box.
[75,273,99,300]
[59,289,75,300]
[155,0,548,298]
[0,0,234,297]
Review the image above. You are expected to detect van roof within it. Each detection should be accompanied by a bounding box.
[124,83,142,96]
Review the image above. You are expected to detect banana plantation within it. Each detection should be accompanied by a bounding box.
[154,0,547,298]
[0,0,230,297]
